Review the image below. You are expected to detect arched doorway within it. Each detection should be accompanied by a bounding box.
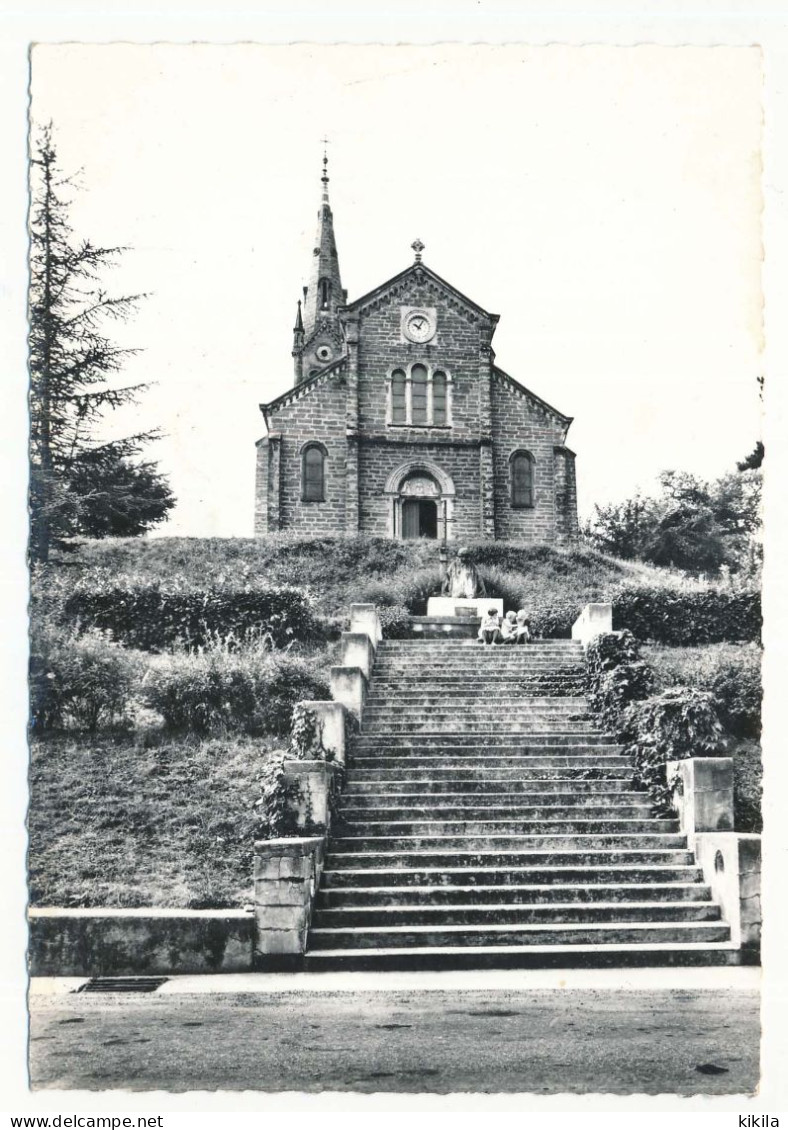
[383,461,456,540]
[401,477,439,539]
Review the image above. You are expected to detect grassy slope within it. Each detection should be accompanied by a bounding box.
[57,534,700,621]
[28,734,279,908]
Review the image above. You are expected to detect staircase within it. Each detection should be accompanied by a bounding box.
[305,639,734,970]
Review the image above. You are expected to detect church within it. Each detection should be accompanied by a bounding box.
[254,157,579,542]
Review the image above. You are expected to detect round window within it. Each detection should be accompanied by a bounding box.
[316,344,333,363]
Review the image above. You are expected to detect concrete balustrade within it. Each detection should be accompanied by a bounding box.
[330,665,367,719]
[667,757,734,836]
[340,632,376,680]
[253,603,380,961]
[668,756,761,959]
[349,603,382,648]
[571,603,613,648]
[296,700,349,767]
[253,838,326,961]
[693,833,762,956]
[282,759,341,829]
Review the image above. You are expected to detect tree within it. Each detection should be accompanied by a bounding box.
[66,453,175,537]
[28,125,174,560]
[583,495,658,560]
[585,463,762,576]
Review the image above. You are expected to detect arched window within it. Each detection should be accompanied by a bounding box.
[302,443,327,502]
[411,365,428,424]
[387,364,452,427]
[432,371,447,426]
[391,369,407,424]
[510,450,535,508]
[320,279,330,308]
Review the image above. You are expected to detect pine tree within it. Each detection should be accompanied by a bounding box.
[28,124,174,560]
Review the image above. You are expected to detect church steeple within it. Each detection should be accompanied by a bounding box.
[302,148,345,337]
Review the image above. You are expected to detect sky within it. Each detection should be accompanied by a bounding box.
[29,43,764,537]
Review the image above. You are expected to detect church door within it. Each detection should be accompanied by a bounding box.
[402,498,438,539]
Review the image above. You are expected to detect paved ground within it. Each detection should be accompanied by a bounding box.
[29,978,760,1095]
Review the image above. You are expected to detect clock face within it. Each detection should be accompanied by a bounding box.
[403,308,436,344]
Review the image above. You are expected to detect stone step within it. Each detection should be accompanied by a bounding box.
[330,833,687,851]
[337,803,655,821]
[362,706,591,718]
[320,862,702,888]
[325,849,694,869]
[361,691,583,700]
[349,757,630,770]
[348,767,633,781]
[316,881,712,907]
[343,781,639,796]
[370,659,583,668]
[334,817,679,836]
[307,920,731,950]
[370,678,586,688]
[311,901,722,929]
[359,725,602,735]
[302,941,738,971]
[352,736,619,745]
[378,642,584,651]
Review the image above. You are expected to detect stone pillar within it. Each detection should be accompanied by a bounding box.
[667,757,734,836]
[282,760,339,829]
[554,445,579,541]
[330,665,367,719]
[253,837,325,960]
[692,832,762,955]
[297,700,349,767]
[344,317,360,534]
[478,324,496,539]
[479,441,496,539]
[254,438,269,536]
[571,603,613,648]
[349,603,382,648]
[268,433,282,533]
[340,632,375,680]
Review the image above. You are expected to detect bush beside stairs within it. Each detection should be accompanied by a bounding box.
[304,639,734,970]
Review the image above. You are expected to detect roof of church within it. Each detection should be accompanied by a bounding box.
[260,354,346,428]
[492,364,573,430]
[345,260,499,324]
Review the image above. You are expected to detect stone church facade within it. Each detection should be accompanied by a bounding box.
[254,159,578,542]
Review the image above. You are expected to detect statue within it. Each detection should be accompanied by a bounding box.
[441,547,486,599]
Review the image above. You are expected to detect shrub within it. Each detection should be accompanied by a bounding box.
[399,568,444,614]
[614,585,761,645]
[625,688,725,810]
[586,629,643,676]
[64,580,317,652]
[732,739,763,833]
[29,624,143,733]
[144,644,330,736]
[378,605,411,639]
[585,631,654,730]
[647,643,762,740]
[589,663,655,729]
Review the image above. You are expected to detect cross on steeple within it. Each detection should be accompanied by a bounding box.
[320,138,330,190]
[411,238,425,263]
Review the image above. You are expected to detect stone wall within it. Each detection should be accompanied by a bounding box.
[355,277,488,441]
[490,375,569,542]
[254,371,348,536]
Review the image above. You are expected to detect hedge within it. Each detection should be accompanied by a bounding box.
[64,581,317,652]
[144,649,330,736]
[613,586,761,645]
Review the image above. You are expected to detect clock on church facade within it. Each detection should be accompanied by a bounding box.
[254,159,578,543]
